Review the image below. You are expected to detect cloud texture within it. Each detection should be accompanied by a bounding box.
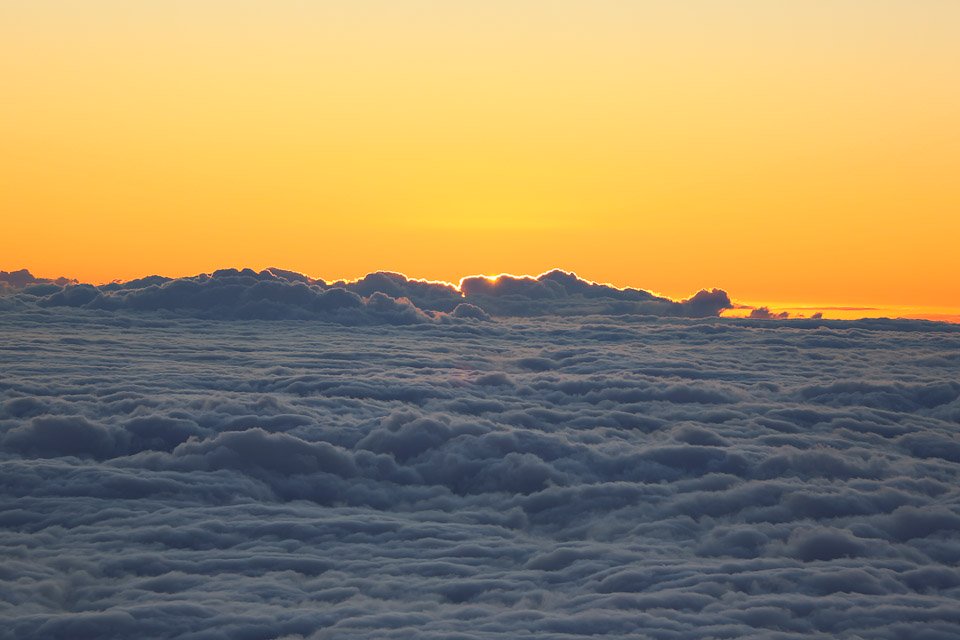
[1,283,959,638]
[1,268,732,321]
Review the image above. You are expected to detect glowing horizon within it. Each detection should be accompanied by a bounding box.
[6,263,958,323]
[3,1,958,316]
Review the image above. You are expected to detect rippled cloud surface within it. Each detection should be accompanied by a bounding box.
[2,303,959,638]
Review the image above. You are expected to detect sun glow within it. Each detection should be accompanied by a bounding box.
[2,1,958,317]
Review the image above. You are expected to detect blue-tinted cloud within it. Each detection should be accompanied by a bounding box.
[2,267,732,321]
[460,269,732,317]
[749,306,790,319]
[0,284,958,638]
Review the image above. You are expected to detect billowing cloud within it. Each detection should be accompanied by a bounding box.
[0,267,732,321]
[460,269,732,317]
[0,268,75,293]
[749,306,790,319]
[19,268,437,325]
[1,297,958,638]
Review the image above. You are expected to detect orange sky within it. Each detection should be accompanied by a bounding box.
[2,1,959,313]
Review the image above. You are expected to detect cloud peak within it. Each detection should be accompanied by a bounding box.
[2,267,733,321]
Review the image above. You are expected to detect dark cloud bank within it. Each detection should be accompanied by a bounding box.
[1,267,732,321]
[1,268,959,638]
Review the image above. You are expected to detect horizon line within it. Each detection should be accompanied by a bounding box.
[3,265,958,324]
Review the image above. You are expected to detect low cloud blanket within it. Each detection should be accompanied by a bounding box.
[1,302,959,638]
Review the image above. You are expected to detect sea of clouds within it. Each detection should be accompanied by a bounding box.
[1,269,959,638]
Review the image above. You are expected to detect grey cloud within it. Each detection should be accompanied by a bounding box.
[0,303,959,638]
[26,268,437,325]
[749,306,790,320]
[169,428,359,477]
[2,415,122,460]
[3,267,733,321]
[784,527,869,561]
[0,268,75,291]
[460,269,732,317]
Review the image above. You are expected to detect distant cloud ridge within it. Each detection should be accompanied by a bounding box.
[1,267,733,321]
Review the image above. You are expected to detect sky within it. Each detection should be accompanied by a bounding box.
[2,1,959,313]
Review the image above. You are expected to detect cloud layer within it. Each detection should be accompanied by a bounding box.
[1,284,959,638]
[1,268,732,321]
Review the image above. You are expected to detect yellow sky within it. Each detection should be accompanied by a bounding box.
[2,1,958,309]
